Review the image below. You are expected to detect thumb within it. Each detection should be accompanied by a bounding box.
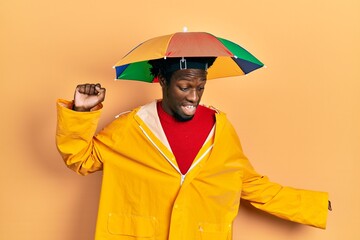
[95,84,106,101]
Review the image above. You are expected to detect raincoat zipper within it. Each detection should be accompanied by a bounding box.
[180,174,186,185]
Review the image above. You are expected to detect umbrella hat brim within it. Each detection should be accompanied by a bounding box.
[114,32,264,82]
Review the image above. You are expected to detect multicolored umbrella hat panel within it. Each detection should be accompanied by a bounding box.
[114,31,264,83]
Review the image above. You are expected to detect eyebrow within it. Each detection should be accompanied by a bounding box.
[177,76,207,82]
[176,80,206,87]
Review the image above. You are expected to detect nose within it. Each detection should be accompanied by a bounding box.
[186,89,199,102]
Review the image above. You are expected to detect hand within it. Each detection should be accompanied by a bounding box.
[73,83,106,111]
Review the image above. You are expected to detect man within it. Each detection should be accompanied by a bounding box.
[56,57,330,240]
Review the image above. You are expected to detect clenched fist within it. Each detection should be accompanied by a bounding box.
[73,83,106,111]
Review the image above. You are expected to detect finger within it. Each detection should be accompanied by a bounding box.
[85,84,91,94]
[76,83,102,95]
[89,84,97,95]
[94,84,102,93]
[94,83,103,93]
[96,85,106,102]
[76,84,86,94]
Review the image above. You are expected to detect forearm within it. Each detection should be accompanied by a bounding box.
[248,184,329,229]
[240,162,329,229]
[56,99,103,175]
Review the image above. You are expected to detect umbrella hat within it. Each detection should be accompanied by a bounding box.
[114,32,264,82]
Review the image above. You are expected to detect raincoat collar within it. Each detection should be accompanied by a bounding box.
[133,100,222,185]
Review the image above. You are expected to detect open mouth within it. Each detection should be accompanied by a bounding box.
[181,105,196,116]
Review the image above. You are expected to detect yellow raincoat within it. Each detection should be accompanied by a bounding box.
[56,99,329,240]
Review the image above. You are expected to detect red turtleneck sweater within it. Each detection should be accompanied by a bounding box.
[157,101,215,174]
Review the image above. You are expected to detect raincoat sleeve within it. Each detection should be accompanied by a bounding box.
[56,99,104,175]
[239,154,329,229]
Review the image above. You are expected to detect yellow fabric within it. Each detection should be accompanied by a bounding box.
[56,99,329,240]
[207,57,245,80]
[114,34,173,66]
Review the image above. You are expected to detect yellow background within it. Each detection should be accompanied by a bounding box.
[1,0,359,239]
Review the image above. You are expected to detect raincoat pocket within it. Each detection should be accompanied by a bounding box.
[107,212,156,239]
[197,222,231,240]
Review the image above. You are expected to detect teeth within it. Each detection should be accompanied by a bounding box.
[185,106,195,109]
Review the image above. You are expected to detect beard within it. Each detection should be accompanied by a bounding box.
[173,110,195,122]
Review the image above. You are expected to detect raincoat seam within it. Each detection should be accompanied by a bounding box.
[139,125,181,174]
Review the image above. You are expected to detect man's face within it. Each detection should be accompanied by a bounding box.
[160,69,207,121]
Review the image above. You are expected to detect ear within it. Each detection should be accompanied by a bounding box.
[158,75,167,88]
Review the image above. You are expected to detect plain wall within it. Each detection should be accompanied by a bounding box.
[1,0,359,239]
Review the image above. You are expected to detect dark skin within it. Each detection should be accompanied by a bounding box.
[159,69,207,121]
[73,83,106,111]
